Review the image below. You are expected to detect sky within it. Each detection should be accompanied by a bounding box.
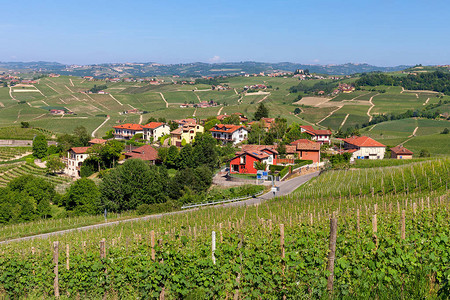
[1,0,449,66]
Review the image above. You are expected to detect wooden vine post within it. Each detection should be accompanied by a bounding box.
[326,215,338,293]
[150,230,156,261]
[211,231,216,265]
[53,241,60,298]
[401,210,406,240]
[66,244,70,271]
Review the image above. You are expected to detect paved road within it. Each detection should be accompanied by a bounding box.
[0,171,319,245]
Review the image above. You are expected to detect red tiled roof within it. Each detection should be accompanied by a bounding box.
[290,139,315,145]
[210,124,246,133]
[142,122,164,129]
[290,139,320,150]
[241,144,278,154]
[234,150,270,160]
[390,145,413,155]
[71,147,90,154]
[285,145,297,154]
[171,127,182,135]
[300,126,332,136]
[113,123,143,130]
[124,145,158,161]
[89,138,107,144]
[342,136,385,147]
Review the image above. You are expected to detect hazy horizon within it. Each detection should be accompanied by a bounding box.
[1,0,449,66]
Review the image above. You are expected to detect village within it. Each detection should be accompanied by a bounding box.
[64,108,414,183]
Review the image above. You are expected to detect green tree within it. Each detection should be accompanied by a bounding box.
[254,161,267,171]
[20,121,30,128]
[419,149,430,157]
[192,133,219,170]
[176,144,195,169]
[223,114,241,125]
[73,126,90,146]
[158,147,169,163]
[247,121,265,144]
[100,140,123,168]
[64,178,101,214]
[294,108,301,114]
[269,118,287,140]
[441,128,449,134]
[204,118,220,131]
[166,145,179,168]
[32,135,48,159]
[46,156,65,174]
[100,159,169,212]
[254,103,269,120]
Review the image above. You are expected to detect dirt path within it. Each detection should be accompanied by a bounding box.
[340,114,350,128]
[257,93,270,103]
[0,152,32,162]
[84,93,109,110]
[401,87,405,93]
[32,85,46,98]
[423,98,430,106]
[367,93,380,121]
[0,102,4,107]
[69,78,74,87]
[158,92,169,108]
[411,126,418,137]
[109,94,123,106]
[139,114,143,124]
[368,124,378,131]
[91,115,110,137]
[65,85,74,93]
[193,108,197,117]
[317,106,343,125]
[59,98,67,104]
[217,106,223,115]
[234,88,238,95]
[0,172,319,245]
[194,92,201,102]
[46,83,61,94]
[9,87,17,101]
[13,109,22,123]
[41,100,49,106]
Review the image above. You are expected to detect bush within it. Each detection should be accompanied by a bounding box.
[279,166,290,178]
[269,165,285,172]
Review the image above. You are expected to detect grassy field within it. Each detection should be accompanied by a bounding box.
[0,76,448,140]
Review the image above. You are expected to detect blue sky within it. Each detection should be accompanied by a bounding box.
[1,0,449,66]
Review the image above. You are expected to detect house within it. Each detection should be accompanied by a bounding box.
[173,118,197,127]
[50,109,65,115]
[88,138,107,146]
[113,123,144,140]
[390,145,413,159]
[124,145,159,164]
[230,145,278,174]
[170,123,204,147]
[290,139,321,163]
[341,136,386,162]
[217,113,248,124]
[142,122,170,142]
[248,118,275,131]
[300,126,332,145]
[65,147,90,178]
[210,124,248,145]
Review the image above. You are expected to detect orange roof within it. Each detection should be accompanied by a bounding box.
[124,145,158,161]
[142,122,164,129]
[290,139,320,150]
[390,145,413,155]
[241,144,278,154]
[71,147,90,154]
[89,138,107,145]
[234,150,270,160]
[113,123,143,130]
[210,124,246,133]
[342,136,385,147]
[300,126,332,136]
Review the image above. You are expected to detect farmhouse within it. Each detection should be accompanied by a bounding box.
[142,122,170,142]
[65,147,90,178]
[290,139,321,163]
[124,145,159,164]
[209,124,248,145]
[173,118,197,127]
[300,126,332,145]
[170,123,204,147]
[230,145,278,174]
[88,138,107,146]
[113,123,144,140]
[50,109,65,115]
[390,145,413,159]
[341,136,386,162]
[217,113,248,123]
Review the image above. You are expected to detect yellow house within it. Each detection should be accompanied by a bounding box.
[171,123,204,146]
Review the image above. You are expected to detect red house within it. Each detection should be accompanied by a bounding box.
[290,139,321,163]
[229,145,278,174]
[124,145,159,164]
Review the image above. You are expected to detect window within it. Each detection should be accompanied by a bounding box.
[268,156,272,163]
[232,164,239,172]
[240,156,246,164]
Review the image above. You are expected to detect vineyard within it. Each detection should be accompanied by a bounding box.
[0,161,72,189]
[0,147,31,161]
[0,160,449,298]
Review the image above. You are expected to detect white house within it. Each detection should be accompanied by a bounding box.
[142,122,170,142]
[300,126,332,145]
[209,124,248,145]
[65,147,90,178]
[341,136,386,162]
[113,123,144,140]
